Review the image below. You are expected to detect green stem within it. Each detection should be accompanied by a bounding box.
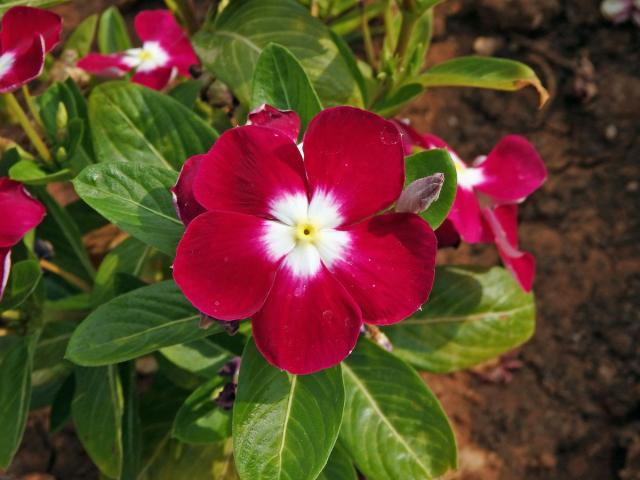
[359,1,377,72]
[395,8,418,65]
[21,85,43,130]
[3,92,53,166]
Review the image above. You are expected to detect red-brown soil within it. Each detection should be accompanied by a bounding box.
[3,1,639,479]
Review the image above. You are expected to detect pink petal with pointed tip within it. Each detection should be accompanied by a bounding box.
[194,125,308,218]
[0,247,11,301]
[248,105,300,142]
[0,36,44,93]
[132,67,175,90]
[303,107,405,225]
[173,211,281,320]
[330,213,436,325]
[0,177,45,247]
[252,265,362,375]
[448,186,490,244]
[435,218,461,248]
[171,154,206,226]
[473,135,547,203]
[77,53,131,76]
[1,6,62,52]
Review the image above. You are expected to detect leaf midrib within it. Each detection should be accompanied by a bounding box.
[401,304,533,326]
[274,375,297,479]
[342,364,431,477]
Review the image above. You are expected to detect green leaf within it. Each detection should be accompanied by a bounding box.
[404,148,457,229]
[251,43,322,134]
[33,320,75,372]
[418,56,549,106]
[317,443,357,480]
[414,0,445,12]
[233,339,344,480]
[72,366,123,478]
[98,6,131,54]
[49,374,74,433]
[73,162,183,256]
[0,260,42,311]
[65,14,98,57]
[169,80,203,109]
[9,160,72,185]
[89,82,217,169]
[173,376,232,444]
[373,83,423,117]
[385,266,536,372]
[193,0,359,107]
[160,338,232,379]
[66,280,220,366]
[121,362,142,480]
[341,339,457,480]
[0,334,37,468]
[329,30,369,106]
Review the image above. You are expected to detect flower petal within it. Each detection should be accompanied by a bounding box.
[173,211,281,320]
[252,265,362,374]
[247,104,300,142]
[132,66,174,90]
[77,53,131,76]
[171,154,206,225]
[391,119,427,155]
[0,36,44,93]
[473,135,547,202]
[448,186,491,243]
[303,107,405,225]
[194,125,308,218]
[330,213,436,325]
[0,178,45,247]
[435,218,461,248]
[1,6,62,52]
[0,247,11,301]
[483,205,536,292]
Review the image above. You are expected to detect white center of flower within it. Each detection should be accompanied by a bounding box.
[263,191,350,277]
[123,41,169,72]
[0,52,15,80]
[451,150,484,189]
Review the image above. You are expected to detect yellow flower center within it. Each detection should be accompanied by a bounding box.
[295,222,318,243]
[138,50,154,62]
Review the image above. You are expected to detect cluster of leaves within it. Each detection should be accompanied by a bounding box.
[0,0,545,479]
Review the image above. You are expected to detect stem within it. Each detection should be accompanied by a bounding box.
[40,259,92,293]
[21,85,43,130]
[359,1,377,72]
[3,92,53,166]
[310,0,319,16]
[394,8,418,65]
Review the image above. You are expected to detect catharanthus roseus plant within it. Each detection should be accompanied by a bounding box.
[0,1,549,479]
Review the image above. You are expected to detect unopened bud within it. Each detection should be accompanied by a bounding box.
[396,173,444,214]
[56,102,68,133]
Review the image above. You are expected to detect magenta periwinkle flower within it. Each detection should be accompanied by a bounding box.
[171,106,437,374]
[78,10,198,90]
[0,178,45,299]
[0,7,62,93]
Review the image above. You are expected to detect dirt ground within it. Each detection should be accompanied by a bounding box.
[3,0,640,479]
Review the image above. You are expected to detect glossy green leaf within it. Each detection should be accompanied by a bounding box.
[33,320,75,373]
[419,56,549,106]
[98,6,131,54]
[341,339,457,480]
[173,376,232,444]
[9,160,72,185]
[73,162,183,256]
[121,362,142,480]
[0,260,41,311]
[415,0,444,12]
[373,83,423,117]
[233,339,344,480]
[160,338,232,379]
[0,334,37,468]
[72,366,123,478]
[49,374,74,433]
[251,43,322,134]
[89,82,217,169]
[193,0,359,107]
[317,443,357,480]
[329,30,369,106]
[385,266,536,372]
[64,14,98,56]
[66,280,219,366]
[404,148,457,229]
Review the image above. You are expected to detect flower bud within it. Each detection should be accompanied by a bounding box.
[396,173,444,214]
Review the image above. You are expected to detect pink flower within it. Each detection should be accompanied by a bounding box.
[394,121,546,292]
[0,7,62,93]
[172,106,437,374]
[601,0,640,25]
[0,178,46,300]
[77,10,198,90]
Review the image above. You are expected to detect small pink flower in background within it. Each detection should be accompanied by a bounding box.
[78,10,198,90]
[601,0,640,25]
[0,7,62,93]
[0,178,46,299]
[394,121,546,292]
[172,106,437,374]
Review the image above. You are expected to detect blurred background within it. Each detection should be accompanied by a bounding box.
[4,0,639,479]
